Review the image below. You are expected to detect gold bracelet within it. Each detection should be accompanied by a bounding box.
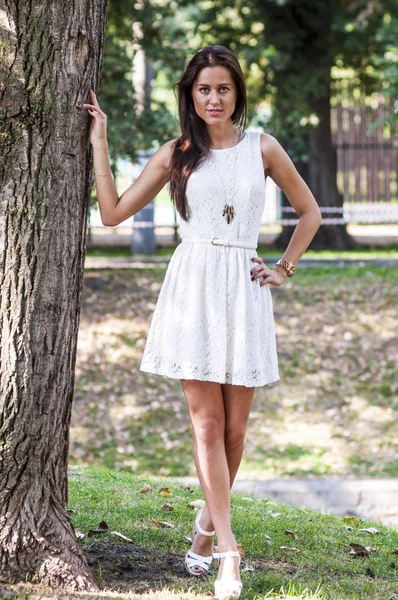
[96,170,111,177]
[275,258,296,277]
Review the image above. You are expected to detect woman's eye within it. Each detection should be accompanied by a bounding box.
[199,87,229,93]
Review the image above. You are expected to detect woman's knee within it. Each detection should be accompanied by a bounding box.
[193,416,225,447]
[225,424,246,451]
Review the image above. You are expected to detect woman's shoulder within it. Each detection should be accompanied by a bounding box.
[243,128,275,148]
[150,138,179,171]
[256,131,280,154]
[158,138,179,156]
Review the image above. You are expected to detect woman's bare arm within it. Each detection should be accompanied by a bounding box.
[83,89,175,227]
[93,140,174,226]
[261,133,322,267]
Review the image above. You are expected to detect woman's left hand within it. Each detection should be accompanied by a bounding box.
[250,257,288,287]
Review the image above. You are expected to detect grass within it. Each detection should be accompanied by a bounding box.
[8,466,398,599]
[85,243,398,260]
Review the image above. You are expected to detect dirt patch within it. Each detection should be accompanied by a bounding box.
[86,542,191,594]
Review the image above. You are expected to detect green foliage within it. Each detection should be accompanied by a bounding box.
[98,0,182,171]
[175,0,398,157]
[100,31,138,167]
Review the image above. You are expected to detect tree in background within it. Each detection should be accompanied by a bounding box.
[88,0,186,242]
[99,0,184,169]
[177,0,398,249]
[0,0,107,592]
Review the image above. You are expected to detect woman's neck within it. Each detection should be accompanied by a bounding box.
[208,124,241,150]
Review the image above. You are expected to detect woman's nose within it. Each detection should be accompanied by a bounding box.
[208,91,221,104]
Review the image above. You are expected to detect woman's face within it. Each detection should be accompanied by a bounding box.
[191,66,237,125]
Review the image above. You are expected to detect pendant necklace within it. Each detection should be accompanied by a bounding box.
[211,128,243,224]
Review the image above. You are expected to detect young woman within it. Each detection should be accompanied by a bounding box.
[83,45,321,600]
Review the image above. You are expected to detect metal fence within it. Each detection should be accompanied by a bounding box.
[331,77,397,223]
[90,80,398,237]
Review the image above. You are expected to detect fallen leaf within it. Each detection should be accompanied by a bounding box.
[343,517,361,525]
[242,564,255,572]
[188,499,206,510]
[161,503,174,512]
[359,527,379,535]
[75,528,85,539]
[267,511,282,518]
[87,520,109,537]
[139,483,152,494]
[158,487,173,498]
[110,531,133,542]
[180,483,192,491]
[236,543,245,556]
[285,529,299,540]
[392,548,398,554]
[280,546,300,553]
[349,543,376,556]
[151,518,174,528]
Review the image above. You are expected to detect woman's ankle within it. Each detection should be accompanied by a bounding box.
[215,538,238,553]
[200,504,215,532]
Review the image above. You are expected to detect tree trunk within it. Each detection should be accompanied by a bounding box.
[0,0,108,591]
[274,90,359,250]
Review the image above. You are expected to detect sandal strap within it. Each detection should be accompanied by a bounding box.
[213,550,240,560]
[185,550,213,568]
[214,579,242,596]
[196,508,215,536]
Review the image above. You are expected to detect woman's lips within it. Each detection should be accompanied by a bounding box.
[208,110,222,115]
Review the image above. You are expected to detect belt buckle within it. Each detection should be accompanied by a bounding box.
[211,237,220,246]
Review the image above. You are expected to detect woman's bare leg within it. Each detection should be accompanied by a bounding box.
[196,383,255,531]
[181,379,255,581]
[223,382,255,486]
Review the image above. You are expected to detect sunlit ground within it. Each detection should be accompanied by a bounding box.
[71,265,398,480]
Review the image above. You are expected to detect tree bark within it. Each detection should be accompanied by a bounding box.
[0,0,108,591]
[274,91,359,250]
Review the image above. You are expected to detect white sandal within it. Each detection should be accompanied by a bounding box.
[184,507,215,577]
[213,550,242,600]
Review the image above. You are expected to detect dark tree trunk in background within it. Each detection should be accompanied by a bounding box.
[274,90,358,250]
[0,0,108,591]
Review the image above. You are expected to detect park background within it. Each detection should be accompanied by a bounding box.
[71,2,398,596]
[76,0,398,495]
[1,0,398,598]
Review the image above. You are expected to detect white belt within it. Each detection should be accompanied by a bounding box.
[182,237,257,250]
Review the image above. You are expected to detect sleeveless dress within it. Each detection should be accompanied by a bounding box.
[139,128,280,387]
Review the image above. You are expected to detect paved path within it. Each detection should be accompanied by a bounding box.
[87,223,398,247]
[171,477,398,529]
[85,225,398,269]
[84,255,398,269]
[232,478,398,529]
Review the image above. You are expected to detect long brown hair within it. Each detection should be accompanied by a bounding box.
[169,45,247,221]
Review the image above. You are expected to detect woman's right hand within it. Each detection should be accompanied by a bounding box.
[83,89,108,146]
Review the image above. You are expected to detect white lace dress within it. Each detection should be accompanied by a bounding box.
[139,129,280,387]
